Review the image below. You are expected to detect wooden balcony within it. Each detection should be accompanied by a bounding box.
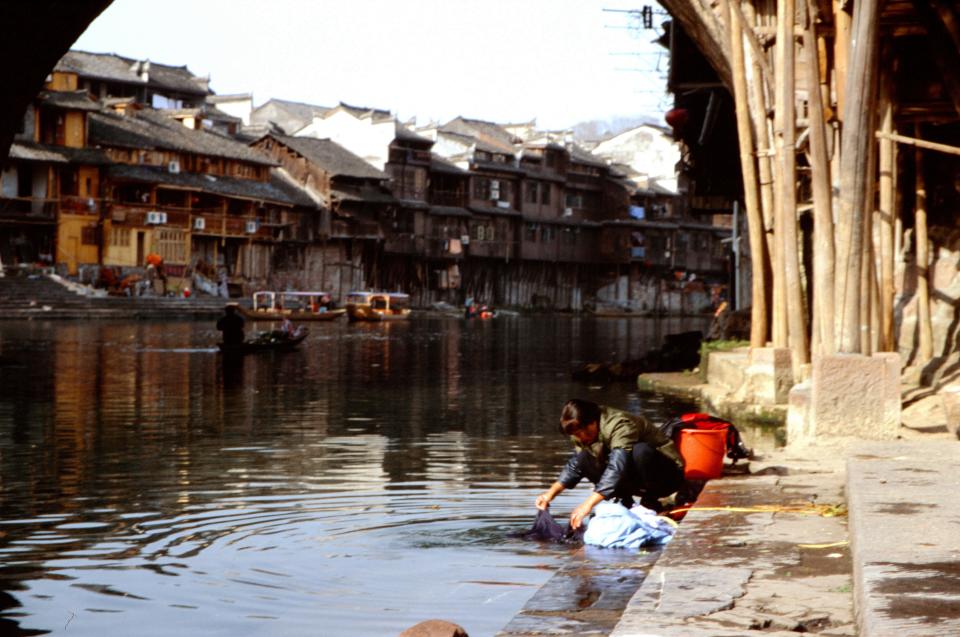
[0,197,58,221]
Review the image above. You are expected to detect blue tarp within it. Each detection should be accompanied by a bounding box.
[582,501,676,549]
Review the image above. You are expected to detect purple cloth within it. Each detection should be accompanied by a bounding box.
[513,509,585,544]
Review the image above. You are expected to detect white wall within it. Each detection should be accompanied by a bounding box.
[592,125,680,194]
[213,95,254,125]
[297,109,395,170]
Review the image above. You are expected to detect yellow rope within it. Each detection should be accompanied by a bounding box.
[669,503,847,517]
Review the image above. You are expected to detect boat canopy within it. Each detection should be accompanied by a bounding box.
[345,291,410,307]
[252,291,334,311]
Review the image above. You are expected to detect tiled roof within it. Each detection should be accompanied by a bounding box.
[55,50,210,96]
[250,98,331,135]
[90,108,275,165]
[334,101,392,122]
[394,124,433,145]
[9,140,111,165]
[37,90,101,111]
[441,117,519,154]
[568,143,609,168]
[430,154,467,175]
[273,135,387,180]
[107,164,315,207]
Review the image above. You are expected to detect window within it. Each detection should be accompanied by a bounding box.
[155,228,186,264]
[110,227,131,247]
[525,223,538,242]
[525,182,539,204]
[542,226,556,242]
[472,177,490,200]
[81,225,99,246]
[565,193,583,209]
[475,225,485,241]
[541,183,550,205]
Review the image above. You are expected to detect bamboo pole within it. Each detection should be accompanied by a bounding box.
[878,75,896,352]
[833,0,851,122]
[803,0,835,356]
[727,0,768,349]
[772,3,789,349]
[743,13,777,313]
[835,0,880,352]
[775,0,809,370]
[876,131,960,157]
[860,76,880,356]
[915,124,934,364]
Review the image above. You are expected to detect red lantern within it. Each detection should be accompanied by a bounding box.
[665,108,689,130]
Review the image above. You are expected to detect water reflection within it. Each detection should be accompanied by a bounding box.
[0,316,718,636]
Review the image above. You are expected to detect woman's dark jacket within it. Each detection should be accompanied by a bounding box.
[557,405,684,498]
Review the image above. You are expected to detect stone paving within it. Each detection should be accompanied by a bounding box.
[610,442,855,637]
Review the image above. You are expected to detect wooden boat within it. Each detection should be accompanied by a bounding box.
[238,291,346,321]
[218,329,308,355]
[345,291,412,322]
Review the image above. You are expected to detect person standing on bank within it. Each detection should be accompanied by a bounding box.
[535,398,685,529]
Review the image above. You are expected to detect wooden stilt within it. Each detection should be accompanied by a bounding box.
[915,124,934,364]
[803,0,836,356]
[835,0,880,352]
[727,0,769,349]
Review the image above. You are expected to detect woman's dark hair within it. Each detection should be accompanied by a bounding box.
[559,399,601,435]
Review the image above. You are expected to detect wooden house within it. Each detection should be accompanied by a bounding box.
[89,106,314,293]
[53,50,210,110]
[1,90,108,271]
[252,134,395,297]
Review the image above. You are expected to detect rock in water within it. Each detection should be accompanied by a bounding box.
[399,619,469,637]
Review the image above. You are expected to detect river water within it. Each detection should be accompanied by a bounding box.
[0,315,719,636]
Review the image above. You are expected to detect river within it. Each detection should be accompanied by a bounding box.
[0,315,713,636]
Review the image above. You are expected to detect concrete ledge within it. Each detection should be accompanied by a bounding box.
[847,441,960,636]
[612,462,852,636]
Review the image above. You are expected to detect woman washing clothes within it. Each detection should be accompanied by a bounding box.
[535,398,685,529]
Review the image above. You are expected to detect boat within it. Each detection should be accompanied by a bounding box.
[218,329,309,355]
[345,291,412,322]
[238,291,346,321]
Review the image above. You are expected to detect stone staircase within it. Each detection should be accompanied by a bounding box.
[0,269,232,320]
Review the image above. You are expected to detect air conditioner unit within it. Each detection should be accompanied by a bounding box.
[146,211,167,224]
[244,220,259,234]
[496,200,510,209]
[168,160,181,174]
[460,234,470,246]
[193,217,205,230]
[563,207,573,217]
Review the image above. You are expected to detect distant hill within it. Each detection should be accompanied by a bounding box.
[570,115,664,143]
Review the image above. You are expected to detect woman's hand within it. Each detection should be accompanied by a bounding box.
[570,492,605,529]
[536,482,566,510]
[535,491,553,510]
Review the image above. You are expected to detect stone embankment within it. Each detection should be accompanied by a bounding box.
[497,358,959,637]
[0,270,228,319]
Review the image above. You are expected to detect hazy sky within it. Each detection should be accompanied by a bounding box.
[73,0,671,129]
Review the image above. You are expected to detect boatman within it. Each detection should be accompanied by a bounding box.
[535,398,685,529]
[216,303,245,346]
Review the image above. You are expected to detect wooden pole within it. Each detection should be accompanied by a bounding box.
[772,3,789,349]
[803,0,836,356]
[860,71,880,356]
[775,0,809,370]
[878,73,896,352]
[833,0,851,123]
[835,0,880,352]
[915,124,934,364]
[727,0,768,349]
